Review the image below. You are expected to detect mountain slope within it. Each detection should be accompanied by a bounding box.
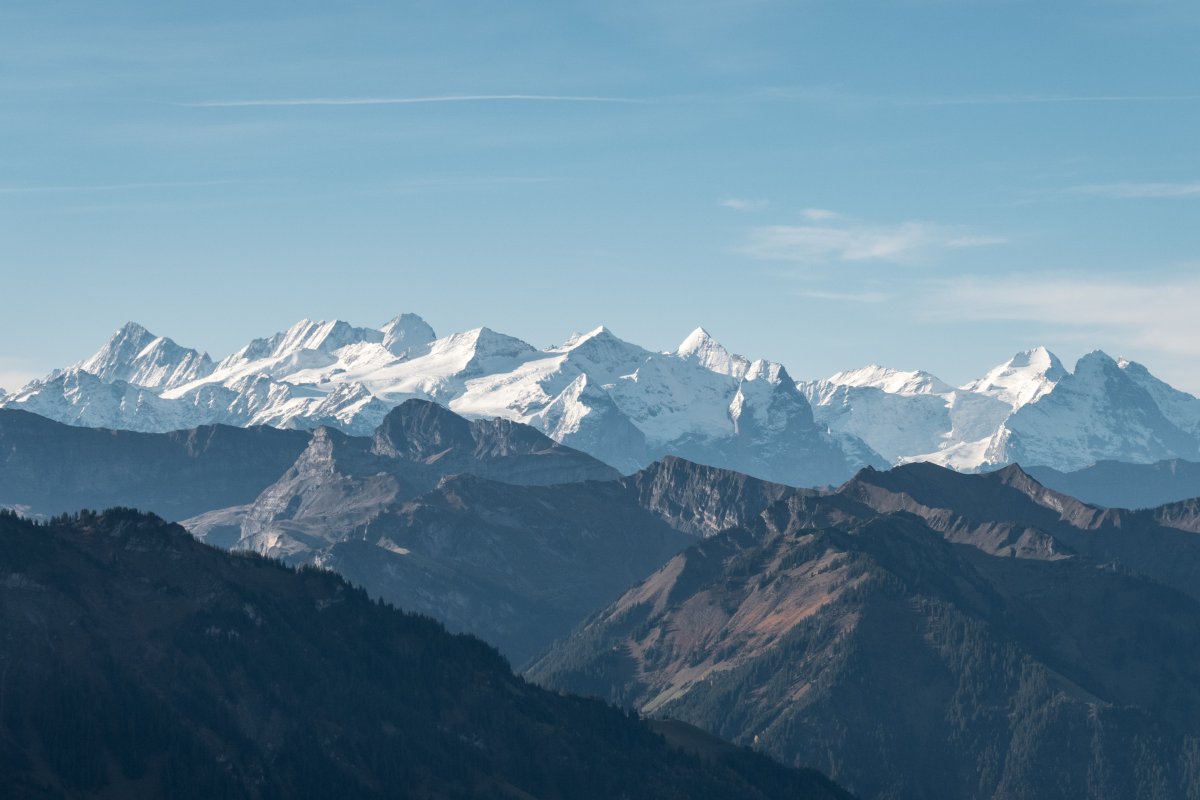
[186,401,668,664]
[0,408,311,520]
[0,508,850,800]
[1026,458,1200,509]
[529,510,1200,800]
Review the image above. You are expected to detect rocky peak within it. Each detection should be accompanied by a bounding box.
[372,399,475,461]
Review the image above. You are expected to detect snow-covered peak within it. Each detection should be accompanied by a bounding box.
[271,319,383,357]
[78,322,157,375]
[826,364,953,396]
[435,326,535,358]
[559,325,617,349]
[422,327,538,380]
[213,318,386,376]
[1073,349,1118,376]
[76,322,214,391]
[380,313,436,357]
[742,359,792,385]
[962,346,1066,409]
[1117,356,1200,436]
[675,327,751,378]
[555,326,649,373]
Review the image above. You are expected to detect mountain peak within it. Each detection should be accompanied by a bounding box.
[116,320,154,339]
[372,398,473,460]
[675,327,751,378]
[743,358,790,384]
[963,346,1067,409]
[562,325,617,347]
[555,326,648,367]
[1075,349,1117,370]
[380,313,436,356]
[827,364,952,396]
[272,318,383,357]
[458,326,536,355]
[75,322,213,391]
[676,326,714,351]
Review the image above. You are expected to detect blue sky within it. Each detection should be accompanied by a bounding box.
[2,0,1199,391]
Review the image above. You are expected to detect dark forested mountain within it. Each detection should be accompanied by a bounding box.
[0,408,311,520]
[0,509,850,800]
[1025,458,1200,509]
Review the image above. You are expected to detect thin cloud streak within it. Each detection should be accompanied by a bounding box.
[752,86,1200,108]
[796,289,889,303]
[0,180,245,195]
[179,90,1200,112]
[720,197,769,212]
[893,93,1200,107]
[1062,181,1200,198]
[742,213,1005,264]
[181,94,646,108]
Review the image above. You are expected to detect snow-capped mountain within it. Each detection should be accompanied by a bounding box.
[801,346,1200,473]
[994,351,1200,471]
[7,315,1200,480]
[76,321,215,391]
[1,316,884,486]
[961,345,1067,409]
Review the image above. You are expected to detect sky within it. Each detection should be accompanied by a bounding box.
[2,0,1199,392]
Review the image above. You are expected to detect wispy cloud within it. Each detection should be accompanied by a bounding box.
[795,288,889,303]
[931,272,1200,357]
[720,197,769,212]
[180,94,644,108]
[752,86,1200,109]
[893,93,1200,107]
[1061,181,1200,199]
[742,212,1005,264]
[0,180,244,195]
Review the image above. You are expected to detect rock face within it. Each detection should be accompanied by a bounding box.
[0,508,851,800]
[530,462,1200,800]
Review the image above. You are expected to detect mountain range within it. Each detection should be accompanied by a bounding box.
[7,402,1200,796]
[7,315,1200,482]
